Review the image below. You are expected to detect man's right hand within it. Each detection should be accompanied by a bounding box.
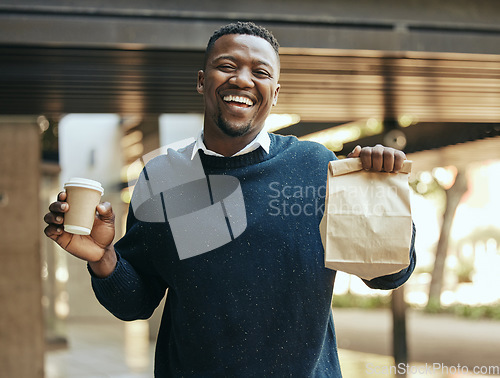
[43,191,117,277]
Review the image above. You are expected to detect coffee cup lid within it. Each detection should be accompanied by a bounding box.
[64,177,104,195]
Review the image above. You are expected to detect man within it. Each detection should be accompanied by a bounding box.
[45,22,415,377]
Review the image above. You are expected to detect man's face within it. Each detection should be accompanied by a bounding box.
[197,34,281,138]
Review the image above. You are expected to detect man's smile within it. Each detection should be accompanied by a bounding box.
[222,95,254,107]
[219,91,258,112]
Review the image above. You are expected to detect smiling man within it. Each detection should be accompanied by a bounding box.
[44,22,416,377]
[197,28,281,156]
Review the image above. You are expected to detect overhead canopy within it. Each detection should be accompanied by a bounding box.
[1,1,499,167]
[2,45,500,122]
[1,45,499,160]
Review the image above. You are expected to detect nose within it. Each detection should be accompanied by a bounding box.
[229,68,254,88]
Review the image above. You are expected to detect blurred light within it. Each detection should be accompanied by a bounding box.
[416,182,428,193]
[419,171,434,184]
[41,261,49,280]
[446,255,458,269]
[366,118,382,132]
[406,291,428,307]
[300,122,364,151]
[55,291,69,318]
[461,243,473,259]
[333,271,350,295]
[398,114,416,128]
[383,129,407,149]
[55,266,69,282]
[123,159,145,183]
[432,166,457,189]
[121,188,132,203]
[37,115,50,133]
[440,291,456,306]
[415,272,432,285]
[125,320,150,370]
[264,114,300,132]
[330,141,344,152]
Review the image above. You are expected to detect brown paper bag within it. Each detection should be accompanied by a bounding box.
[319,157,412,280]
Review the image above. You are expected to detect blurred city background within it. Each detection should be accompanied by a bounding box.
[0,1,499,377]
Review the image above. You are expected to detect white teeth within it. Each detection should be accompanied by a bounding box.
[223,95,253,106]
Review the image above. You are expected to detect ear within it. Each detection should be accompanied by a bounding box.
[272,83,281,106]
[197,70,205,94]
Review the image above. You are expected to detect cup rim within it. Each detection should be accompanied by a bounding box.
[64,177,104,195]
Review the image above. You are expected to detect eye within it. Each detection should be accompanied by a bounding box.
[254,69,271,78]
[218,64,236,72]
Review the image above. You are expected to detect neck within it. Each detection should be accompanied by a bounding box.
[200,133,279,170]
[203,126,262,157]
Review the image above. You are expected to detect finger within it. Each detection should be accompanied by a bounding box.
[359,147,372,170]
[57,191,67,201]
[48,201,69,214]
[393,150,406,172]
[43,212,64,225]
[370,144,385,171]
[91,202,116,247]
[347,145,361,158]
[383,148,395,173]
[44,223,62,238]
[44,224,74,250]
[96,202,115,224]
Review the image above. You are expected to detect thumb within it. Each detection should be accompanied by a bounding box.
[96,202,115,225]
[91,201,115,247]
[347,145,361,158]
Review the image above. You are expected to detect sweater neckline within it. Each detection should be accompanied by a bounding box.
[199,133,282,170]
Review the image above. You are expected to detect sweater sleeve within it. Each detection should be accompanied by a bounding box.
[89,208,167,321]
[362,222,417,290]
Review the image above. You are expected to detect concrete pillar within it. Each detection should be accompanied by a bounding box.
[0,116,44,377]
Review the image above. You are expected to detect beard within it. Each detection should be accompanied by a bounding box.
[214,112,253,138]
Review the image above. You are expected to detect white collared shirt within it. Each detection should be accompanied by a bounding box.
[190,128,270,160]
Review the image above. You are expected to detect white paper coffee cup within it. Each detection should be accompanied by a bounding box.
[63,178,104,235]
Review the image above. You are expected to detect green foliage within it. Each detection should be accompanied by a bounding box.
[422,302,500,321]
[332,294,391,309]
[424,297,442,314]
[334,294,500,321]
[450,304,500,320]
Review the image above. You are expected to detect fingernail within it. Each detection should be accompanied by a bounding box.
[56,228,62,233]
[56,216,62,222]
[61,203,68,210]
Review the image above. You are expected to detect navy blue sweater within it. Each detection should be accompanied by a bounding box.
[91,133,416,377]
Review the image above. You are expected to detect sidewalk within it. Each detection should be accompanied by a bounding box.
[334,308,500,376]
[45,317,155,378]
[45,308,500,377]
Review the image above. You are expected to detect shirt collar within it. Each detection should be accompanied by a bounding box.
[191,128,270,160]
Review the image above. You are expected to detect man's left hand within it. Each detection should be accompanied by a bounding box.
[347,144,406,173]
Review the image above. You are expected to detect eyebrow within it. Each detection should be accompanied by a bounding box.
[212,55,274,69]
[212,55,236,63]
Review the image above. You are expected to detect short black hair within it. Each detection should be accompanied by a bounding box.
[205,21,280,65]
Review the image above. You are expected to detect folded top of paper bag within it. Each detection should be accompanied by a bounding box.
[330,158,412,177]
